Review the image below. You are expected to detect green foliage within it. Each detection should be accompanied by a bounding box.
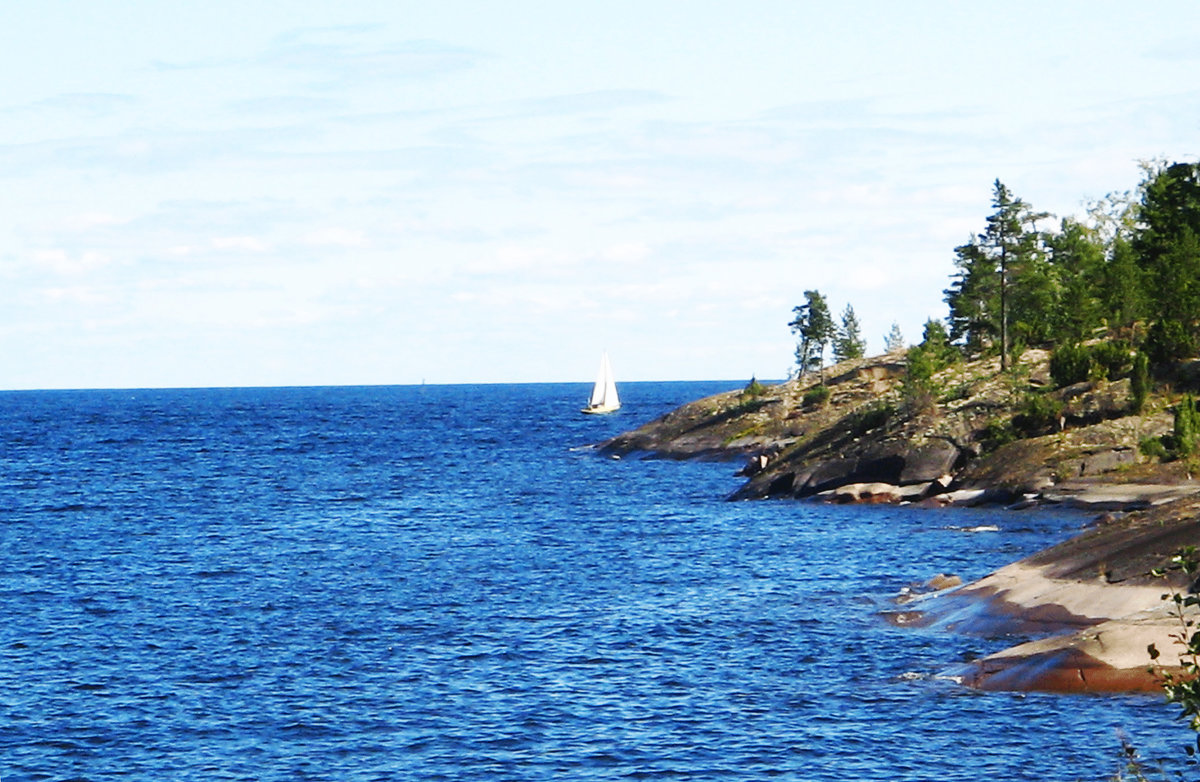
[1174,395,1200,458]
[980,418,1017,452]
[883,322,905,353]
[1146,319,1196,367]
[1140,396,1200,461]
[1049,343,1093,387]
[1139,435,1169,461]
[902,346,939,411]
[802,384,830,407]
[944,180,1049,370]
[1150,547,1200,733]
[1092,339,1133,380]
[847,402,893,436]
[742,376,767,397]
[1046,218,1106,343]
[726,397,769,418]
[902,319,959,409]
[1048,340,1132,389]
[1131,352,1151,414]
[920,319,958,364]
[1012,393,1064,436]
[789,290,834,377]
[833,303,867,362]
[1134,162,1200,365]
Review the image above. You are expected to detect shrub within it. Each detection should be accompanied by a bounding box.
[1131,352,1150,414]
[848,402,893,436]
[1091,339,1133,381]
[980,418,1016,452]
[743,376,768,397]
[903,340,952,411]
[1175,395,1199,458]
[1146,319,1196,366]
[1012,393,1064,436]
[1139,435,1169,461]
[1049,343,1093,388]
[802,385,830,407]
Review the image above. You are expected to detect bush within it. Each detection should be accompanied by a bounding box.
[1049,343,1093,388]
[743,376,768,397]
[980,418,1016,452]
[1175,395,1199,458]
[1012,393,1064,436]
[903,340,953,410]
[1146,319,1196,366]
[1091,340,1133,381]
[802,385,830,407]
[848,402,893,436]
[1131,352,1150,414]
[1139,435,1169,461]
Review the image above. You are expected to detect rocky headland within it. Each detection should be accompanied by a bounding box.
[599,350,1200,693]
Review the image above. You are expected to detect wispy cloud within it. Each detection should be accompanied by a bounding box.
[152,27,488,90]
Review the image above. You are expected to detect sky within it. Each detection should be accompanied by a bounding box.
[2,1,1199,389]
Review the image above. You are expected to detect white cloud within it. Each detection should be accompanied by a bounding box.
[598,242,650,264]
[303,227,368,247]
[210,236,272,252]
[31,249,111,276]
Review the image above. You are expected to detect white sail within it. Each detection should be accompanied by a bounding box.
[583,352,620,413]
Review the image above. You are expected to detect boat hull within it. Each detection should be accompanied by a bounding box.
[581,403,620,415]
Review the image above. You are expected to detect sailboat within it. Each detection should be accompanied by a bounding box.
[582,352,621,414]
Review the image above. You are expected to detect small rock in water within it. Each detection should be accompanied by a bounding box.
[925,573,962,591]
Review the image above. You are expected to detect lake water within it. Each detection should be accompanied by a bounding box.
[0,382,1187,781]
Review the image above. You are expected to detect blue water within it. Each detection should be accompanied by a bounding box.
[0,382,1187,781]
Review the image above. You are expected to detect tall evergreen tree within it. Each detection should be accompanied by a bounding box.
[1134,162,1200,363]
[945,241,996,353]
[1046,218,1105,344]
[1086,180,1145,336]
[944,179,1048,369]
[1099,234,1147,336]
[833,303,867,362]
[883,322,905,353]
[789,290,834,377]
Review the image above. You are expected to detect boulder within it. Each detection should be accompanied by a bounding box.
[1079,448,1135,477]
[822,482,905,504]
[897,440,961,484]
[926,573,963,591]
[823,481,938,504]
[799,458,861,495]
[795,441,961,497]
[737,453,771,477]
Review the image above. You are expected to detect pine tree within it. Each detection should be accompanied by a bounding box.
[1134,162,1200,363]
[1045,218,1104,344]
[788,290,834,377]
[944,180,1048,369]
[833,304,867,362]
[884,322,905,353]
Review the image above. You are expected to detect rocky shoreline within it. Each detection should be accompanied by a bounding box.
[600,351,1200,693]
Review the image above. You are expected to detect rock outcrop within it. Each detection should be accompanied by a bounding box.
[892,495,1200,693]
[600,349,1195,510]
[598,349,1200,693]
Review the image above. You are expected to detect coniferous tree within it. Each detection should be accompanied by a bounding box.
[944,180,1048,369]
[884,322,905,353]
[1099,234,1147,337]
[919,318,958,366]
[1134,162,1200,363]
[1087,186,1145,337]
[789,290,834,377]
[833,304,867,362]
[1046,218,1105,344]
[945,241,996,353]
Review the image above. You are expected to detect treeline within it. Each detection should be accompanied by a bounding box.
[792,160,1200,380]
